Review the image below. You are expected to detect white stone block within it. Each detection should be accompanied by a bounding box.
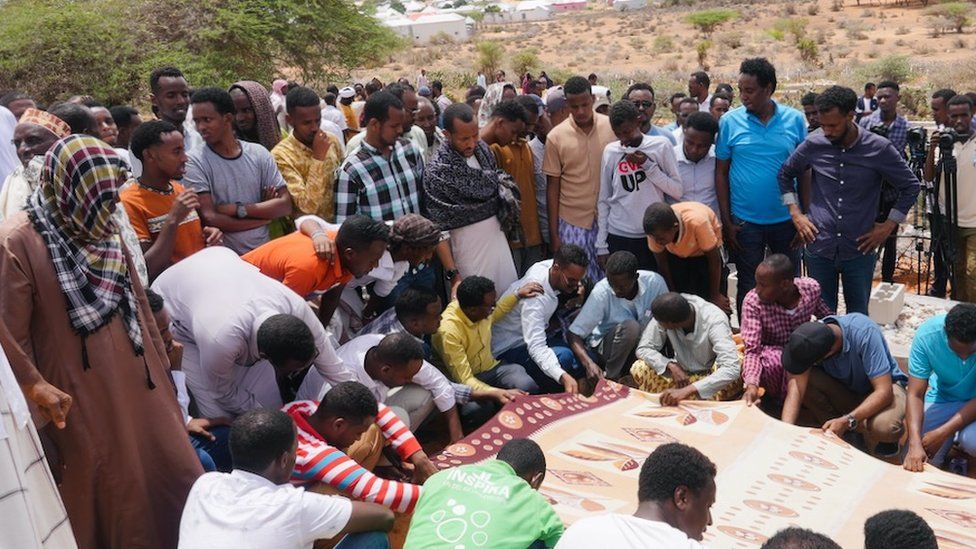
[869,283,906,326]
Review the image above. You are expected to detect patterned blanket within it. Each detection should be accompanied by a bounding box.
[433,381,976,548]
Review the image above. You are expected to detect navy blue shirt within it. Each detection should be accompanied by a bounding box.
[819,313,907,395]
[778,127,919,261]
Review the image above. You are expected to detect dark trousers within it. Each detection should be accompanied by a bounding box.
[607,233,657,272]
[930,213,949,294]
[879,233,897,283]
[666,254,729,302]
[732,218,798,316]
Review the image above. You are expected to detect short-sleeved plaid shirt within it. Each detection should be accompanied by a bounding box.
[858,111,908,155]
[334,138,423,222]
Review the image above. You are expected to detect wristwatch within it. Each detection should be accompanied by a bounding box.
[445,269,459,281]
[235,202,247,219]
[845,414,857,431]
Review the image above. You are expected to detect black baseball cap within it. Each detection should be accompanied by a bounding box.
[782,322,836,375]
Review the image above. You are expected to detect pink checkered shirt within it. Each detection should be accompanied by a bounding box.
[739,277,833,387]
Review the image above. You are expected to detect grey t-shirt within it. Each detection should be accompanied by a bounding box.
[183,140,286,255]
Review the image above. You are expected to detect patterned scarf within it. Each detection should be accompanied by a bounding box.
[26,135,144,356]
[230,80,282,151]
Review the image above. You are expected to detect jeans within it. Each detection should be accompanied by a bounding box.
[334,531,391,549]
[804,250,877,314]
[190,425,232,472]
[496,338,584,393]
[922,400,976,466]
[732,217,798,316]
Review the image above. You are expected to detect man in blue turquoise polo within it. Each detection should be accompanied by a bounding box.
[715,57,807,316]
[904,304,976,473]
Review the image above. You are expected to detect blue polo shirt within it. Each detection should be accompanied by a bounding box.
[569,271,668,346]
[715,102,807,225]
[909,314,976,403]
[819,314,906,395]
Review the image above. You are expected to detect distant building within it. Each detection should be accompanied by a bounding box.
[608,0,646,9]
[515,0,553,21]
[384,12,470,43]
[550,0,586,11]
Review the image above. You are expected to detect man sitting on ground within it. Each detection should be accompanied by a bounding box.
[863,509,937,549]
[285,381,430,514]
[406,439,564,549]
[568,251,668,382]
[434,276,540,403]
[557,443,716,548]
[740,254,832,406]
[179,408,394,549]
[297,333,462,446]
[242,215,389,325]
[633,293,742,405]
[904,304,976,472]
[760,528,840,549]
[780,315,907,456]
[122,120,222,280]
[491,245,592,394]
[644,202,730,314]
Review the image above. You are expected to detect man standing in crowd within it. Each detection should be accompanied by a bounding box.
[557,443,716,548]
[673,112,719,216]
[927,95,976,301]
[688,71,712,112]
[272,86,344,222]
[335,91,422,223]
[431,80,452,114]
[425,102,519,294]
[624,82,677,145]
[128,66,203,177]
[110,105,143,149]
[414,97,444,164]
[544,76,615,281]
[801,92,820,131]
[671,97,700,144]
[709,93,731,122]
[0,107,69,221]
[781,86,919,314]
[856,82,878,123]
[716,57,807,316]
[183,87,293,255]
[858,80,909,284]
[780,316,908,456]
[740,254,832,406]
[338,86,360,140]
[122,120,222,279]
[492,246,592,394]
[663,92,687,132]
[922,88,957,298]
[904,304,976,472]
[596,100,683,271]
[569,251,668,382]
[228,80,281,152]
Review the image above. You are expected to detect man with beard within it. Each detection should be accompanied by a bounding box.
[779,86,918,315]
[0,108,69,220]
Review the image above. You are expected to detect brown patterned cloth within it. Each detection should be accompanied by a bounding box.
[19,108,70,138]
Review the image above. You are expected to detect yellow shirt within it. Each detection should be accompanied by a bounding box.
[432,294,519,391]
[272,133,343,222]
[340,103,359,131]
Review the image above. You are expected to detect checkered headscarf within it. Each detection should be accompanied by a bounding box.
[27,135,144,355]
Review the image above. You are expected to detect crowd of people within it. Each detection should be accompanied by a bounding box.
[0,55,972,549]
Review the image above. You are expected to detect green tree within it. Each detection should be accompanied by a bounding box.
[685,9,738,36]
[0,0,402,104]
[475,41,504,76]
[511,49,540,79]
[696,40,712,71]
[927,2,969,34]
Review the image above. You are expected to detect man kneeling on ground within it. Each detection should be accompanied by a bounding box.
[632,293,742,405]
[780,314,907,457]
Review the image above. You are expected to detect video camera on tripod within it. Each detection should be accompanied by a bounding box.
[907,126,927,163]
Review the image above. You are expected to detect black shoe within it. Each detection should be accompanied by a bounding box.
[927,288,946,298]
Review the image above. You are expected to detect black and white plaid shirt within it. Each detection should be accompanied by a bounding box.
[334,138,423,222]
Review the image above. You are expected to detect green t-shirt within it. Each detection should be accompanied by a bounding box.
[405,460,564,548]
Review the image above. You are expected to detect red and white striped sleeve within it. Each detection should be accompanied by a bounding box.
[375,403,422,460]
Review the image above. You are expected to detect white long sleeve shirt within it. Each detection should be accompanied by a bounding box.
[635,294,741,399]
[153,247,354,416]
[296,334,456,411]
[491,260,565,382]
[596,135,683,253]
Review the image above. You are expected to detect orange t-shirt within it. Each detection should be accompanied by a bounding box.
[241,231,351,298]
[119,181,205,264]
[648,201,722,258]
